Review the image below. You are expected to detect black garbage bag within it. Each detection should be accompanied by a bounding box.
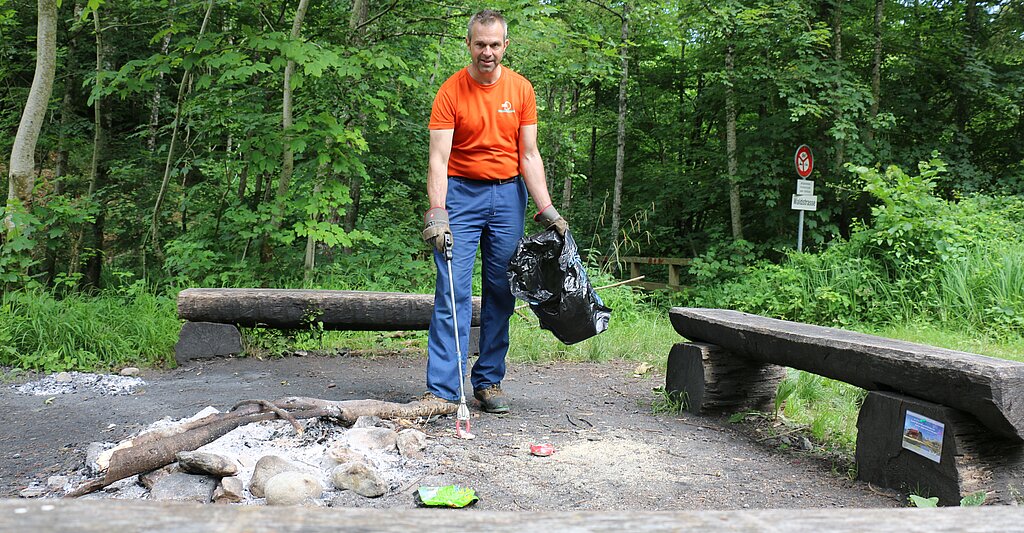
[507,229,611,345]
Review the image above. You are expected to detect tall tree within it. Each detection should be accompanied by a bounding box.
[81,6,107,288]
[262,0,311,263]
[149,0,214,255]
[867,0,884,145]
[4,0,57,233]
[724,39,742,241]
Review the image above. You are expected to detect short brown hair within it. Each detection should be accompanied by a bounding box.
[467,9,507,41]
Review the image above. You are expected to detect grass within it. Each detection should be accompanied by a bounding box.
[4,263,1022,460]
[771,320,1024,455]
[0,287,180,372]
[508,307,674,365]
[867,321,1024,363]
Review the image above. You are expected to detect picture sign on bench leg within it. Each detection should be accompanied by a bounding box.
[856,390,1024,506]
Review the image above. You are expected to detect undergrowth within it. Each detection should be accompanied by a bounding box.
[0,281,179,372]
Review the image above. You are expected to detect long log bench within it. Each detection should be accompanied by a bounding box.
[666,307,1024,506]
[174,289,481,364]
[5,498,1024,532]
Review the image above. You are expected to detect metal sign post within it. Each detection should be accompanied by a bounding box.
[792,145,815,251]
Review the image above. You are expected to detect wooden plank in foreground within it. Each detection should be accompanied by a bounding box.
[669,308,1024,440]
[3,499,1024,533]
[177,288,482,330]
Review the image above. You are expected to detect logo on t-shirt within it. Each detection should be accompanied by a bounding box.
[498,101,516,114]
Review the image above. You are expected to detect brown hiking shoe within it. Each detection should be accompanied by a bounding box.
[473,384,510,414]
[419,392,458,415]
[420,392,456,405]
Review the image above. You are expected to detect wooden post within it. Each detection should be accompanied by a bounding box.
[856,391,1024,506]
[665,342,785,415]
[630,261,641,280]
[668,264,680,287]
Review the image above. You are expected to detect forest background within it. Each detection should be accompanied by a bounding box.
[2,0,1024,448]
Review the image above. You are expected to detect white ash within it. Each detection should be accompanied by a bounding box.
[61,409,431,504]
[194,418,429,504]
[13,372,144,396]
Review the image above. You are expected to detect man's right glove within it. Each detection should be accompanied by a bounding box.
[534,204,568,236]
[422,207,452,254]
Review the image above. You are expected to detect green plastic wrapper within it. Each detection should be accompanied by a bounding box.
[415,485,479,508]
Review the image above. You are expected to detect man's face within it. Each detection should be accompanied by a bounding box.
[467,21,508,74]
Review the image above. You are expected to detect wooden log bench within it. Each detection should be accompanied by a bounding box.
[5,498,1024,532]
[175,289,481,364]
[666,307,1024,506]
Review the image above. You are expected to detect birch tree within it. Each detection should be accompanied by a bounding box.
[4,0,57,234]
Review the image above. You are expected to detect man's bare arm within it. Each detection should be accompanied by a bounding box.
[518,124,553,212]
[427,129,455,208]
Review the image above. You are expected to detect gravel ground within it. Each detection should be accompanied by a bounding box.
[0,353,901,510]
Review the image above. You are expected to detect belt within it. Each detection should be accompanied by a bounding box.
[450,175,519,185]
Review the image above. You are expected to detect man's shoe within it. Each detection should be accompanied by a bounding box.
[420,392,456,406]
[473,384,510,414]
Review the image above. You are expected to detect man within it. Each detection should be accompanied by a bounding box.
[421,9,567,414]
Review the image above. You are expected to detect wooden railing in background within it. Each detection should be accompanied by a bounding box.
[596,256,692,291]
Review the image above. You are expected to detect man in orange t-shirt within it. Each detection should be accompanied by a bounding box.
[421,9,568,414]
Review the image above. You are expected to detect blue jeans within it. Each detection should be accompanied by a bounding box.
[427,176,527,401]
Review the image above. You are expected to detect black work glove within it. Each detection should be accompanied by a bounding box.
[534,204,568,236]
[422,207,452,254]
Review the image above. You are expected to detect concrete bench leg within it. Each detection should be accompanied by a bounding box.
[666,342,785,415]
[856,391,1024,505]
[174,322,242,365]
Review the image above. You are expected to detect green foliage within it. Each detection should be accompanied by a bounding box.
[960,490,986,507]
[777,369,865,451]
[908,490,986,508]
[908,494,939,508]
[690,157,1024,337]
[0,282,179,372]
[651,385,688,416]
[509,273,674,364]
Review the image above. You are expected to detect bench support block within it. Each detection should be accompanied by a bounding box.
[666,342,785,414]
[856,391,1024,506]
[174,322,242,365]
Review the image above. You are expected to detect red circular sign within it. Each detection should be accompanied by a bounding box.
[794,145,814,178]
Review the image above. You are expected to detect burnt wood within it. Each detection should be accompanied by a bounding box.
[856,391,1024,506]
[177,289,481,331]
[666,342,785,414]
[4,499,1023,532]
[670,308,1024,440]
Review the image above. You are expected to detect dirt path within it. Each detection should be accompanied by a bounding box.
[0,354,900,510]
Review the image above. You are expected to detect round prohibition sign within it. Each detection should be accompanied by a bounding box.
[794,145,814,178]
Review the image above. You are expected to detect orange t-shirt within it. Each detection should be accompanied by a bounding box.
[429,67,538,181]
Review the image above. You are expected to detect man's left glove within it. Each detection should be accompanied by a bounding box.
[422,207,452,254]
[534,204,568,236]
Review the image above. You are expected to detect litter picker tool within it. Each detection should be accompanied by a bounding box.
[444,233,474,439]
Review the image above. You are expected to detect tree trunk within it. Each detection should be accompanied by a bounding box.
[867,0,884,144]
[3,0,57,233]
[80,8,108,290]
[832,0,845,179]
[177,288,482,330]
[342,0,368,252]
[609,3,630,255]
[148,0,173,151]
[724,41,742,241]
[44,2,83,284]
[303,180,323,281]
[150,0,214,255]
[262,0,311,263]
[561,85,580,212]
[955,0,978,135]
